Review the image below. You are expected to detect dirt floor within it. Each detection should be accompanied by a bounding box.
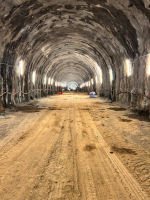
[0,92,150,200]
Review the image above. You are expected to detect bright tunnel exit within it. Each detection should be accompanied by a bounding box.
[68,82,78,90]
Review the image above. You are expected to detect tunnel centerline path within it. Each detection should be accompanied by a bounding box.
[0,93,149,200]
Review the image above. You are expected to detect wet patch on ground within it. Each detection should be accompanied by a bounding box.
[48,108,62,110]
[94,102,105,105]
[107,104,117,106]
[119,118,132,122]
[112,146,137,155]
[124,110,150,122]
[108,108,126,111]
[15,105,44,113]
[18,133,28,141]
[84,144,96,152]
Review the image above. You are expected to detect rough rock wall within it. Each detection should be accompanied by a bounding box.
[0,0,150,110]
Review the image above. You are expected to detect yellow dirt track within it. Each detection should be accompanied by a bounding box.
[0,93,149,200]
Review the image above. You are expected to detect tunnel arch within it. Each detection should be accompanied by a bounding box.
[0,0,150,110]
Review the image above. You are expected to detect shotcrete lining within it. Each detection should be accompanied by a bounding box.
[1,0,143,86]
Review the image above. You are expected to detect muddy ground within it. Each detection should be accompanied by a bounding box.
[0,92,150,200]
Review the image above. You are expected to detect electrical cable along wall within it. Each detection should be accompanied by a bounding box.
[0,0,150,111]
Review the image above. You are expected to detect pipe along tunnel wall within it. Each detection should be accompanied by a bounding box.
[0,0,150,112]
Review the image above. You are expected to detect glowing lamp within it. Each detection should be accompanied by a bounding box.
[109,68,113,82]
[147,54,150,75]
[32,71,36,84]
[48,78,51,85]
[44,76,47,84]
[126,59,131,76]
[95,76,98,83]
[19,60,24,75]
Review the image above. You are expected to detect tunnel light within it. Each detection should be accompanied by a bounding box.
[99,68,103,84]
[89,81,90,86]
[146,54,150,75]
[51,78,53,85]
[91,79,94,85]
[95,76,98,84]
[44,76,47,84]
[126,59,131,76]
[48,78,51,85]
[55,81,57,86]
[109,67,113,83]
[32,71,36,84]
[19,60,24,75]
[148,66,150,75]
[80,83,84,88]
[62,83,66,87]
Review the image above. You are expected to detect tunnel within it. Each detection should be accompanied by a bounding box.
[0,0,150,108]
[0,0,150,199]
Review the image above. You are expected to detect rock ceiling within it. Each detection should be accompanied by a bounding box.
[1,0,150,85]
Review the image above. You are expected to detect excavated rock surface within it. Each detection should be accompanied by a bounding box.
[0,0,150,109]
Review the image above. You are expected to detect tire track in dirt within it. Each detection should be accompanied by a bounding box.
[74,97,98,200]
[76,97,128,199]
[47,97,80,200]
[0,93,149,200]
[82,96,149,199]
[88,96,150,197]
[0,97,68,199]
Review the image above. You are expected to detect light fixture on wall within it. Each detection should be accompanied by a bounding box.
[89,81,90,86]
[99,68,103,84]
[32,71,36,84]
[109,67,113,82]
[80,83,85,88]
[95,76,98,83]
[51,78,53,85]
[44,76,47,84]
[126,59,131,76]
[148,66,150,75]
[48,77,51,85]
[19,60,24,75]
[146,54,150,75]
[91,79,93,85]
[62,83,66,87]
